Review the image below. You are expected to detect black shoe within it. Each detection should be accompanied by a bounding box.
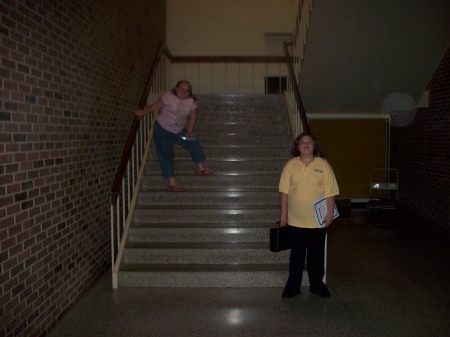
[310,288,331,298]
[281,289,300,298]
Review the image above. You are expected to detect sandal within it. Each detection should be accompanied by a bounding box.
[167,185,185,192]
[195,169,214,176]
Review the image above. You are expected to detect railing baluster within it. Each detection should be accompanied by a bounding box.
[115,197,120,259]
[121,178,126,230]
[125,162,129,209]
[110,44,172,288]
[110,205,115,268]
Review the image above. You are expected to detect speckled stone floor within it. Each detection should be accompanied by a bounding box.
[48,208,450,337]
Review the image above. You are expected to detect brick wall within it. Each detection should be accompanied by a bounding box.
[391,48,450,232]
[0,1,165,336]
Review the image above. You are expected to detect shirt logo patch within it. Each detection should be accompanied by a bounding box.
[313,168,323,173]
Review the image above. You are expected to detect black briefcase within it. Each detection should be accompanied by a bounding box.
[269,224,291,252]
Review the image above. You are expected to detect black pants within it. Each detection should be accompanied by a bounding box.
[284,226,328,293]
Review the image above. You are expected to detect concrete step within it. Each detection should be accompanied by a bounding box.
[128,224,275,243]
[140,173,280,189]
[123,242,289,264]
[132,205,279,224]
[149,145,291,160]
[137,190,279,205]
[192,134,291,147]
[144,158,287,173]
[198,111,289,123]
[200,105,286,113]
[118,263,295,287]
[198,93,284,105]
[195,122,290,134]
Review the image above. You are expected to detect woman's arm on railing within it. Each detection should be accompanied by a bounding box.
[135,99,163,119]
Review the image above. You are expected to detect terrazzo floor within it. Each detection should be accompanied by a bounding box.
[48,208,450,337]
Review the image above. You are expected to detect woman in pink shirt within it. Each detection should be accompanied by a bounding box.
[136,80,212,191]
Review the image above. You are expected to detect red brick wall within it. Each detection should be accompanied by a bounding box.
[0,1,165,336]
[391,48,450,232]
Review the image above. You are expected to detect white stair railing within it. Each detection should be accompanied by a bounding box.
[110,51,172,289]
[285,0,314,137]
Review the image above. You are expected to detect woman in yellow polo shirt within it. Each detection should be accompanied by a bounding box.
[279,132,339,298]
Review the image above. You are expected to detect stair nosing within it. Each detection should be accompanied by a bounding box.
[120,263,289,272]
[134,204,279,210]
[125,242,271,249]
[138,188,278,192]
[130,222,275,228]
[142,172,282,176]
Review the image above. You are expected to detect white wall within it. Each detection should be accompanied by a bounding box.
[167,0,296,56]
[166,0,296,93]
[170,61,288,94]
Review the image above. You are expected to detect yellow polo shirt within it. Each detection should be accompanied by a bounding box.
[279,156,339,228]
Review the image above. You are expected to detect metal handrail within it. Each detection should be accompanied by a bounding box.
[283,41,310,134]
[283,0,314,138]
[111,42,168,205]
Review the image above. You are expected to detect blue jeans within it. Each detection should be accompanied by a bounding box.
[153,121,206,179]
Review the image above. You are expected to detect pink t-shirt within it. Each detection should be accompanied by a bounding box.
[157,91,198,134]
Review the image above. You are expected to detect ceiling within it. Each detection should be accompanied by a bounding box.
[299,0,450,113]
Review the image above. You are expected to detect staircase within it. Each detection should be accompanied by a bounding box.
[118,94,302,287]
